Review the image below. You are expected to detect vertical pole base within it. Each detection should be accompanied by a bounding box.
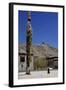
[26,67,30,75]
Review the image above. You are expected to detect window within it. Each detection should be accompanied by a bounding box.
[20,56,25,62]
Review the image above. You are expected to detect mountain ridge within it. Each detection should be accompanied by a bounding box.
[19,43,58,58]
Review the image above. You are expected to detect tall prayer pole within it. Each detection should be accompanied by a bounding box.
[26,11,32,74]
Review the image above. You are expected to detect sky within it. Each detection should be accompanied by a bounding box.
[18,11,58,48]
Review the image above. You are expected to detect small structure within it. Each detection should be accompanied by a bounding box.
[18,49,34,72]
[46,57,58,69]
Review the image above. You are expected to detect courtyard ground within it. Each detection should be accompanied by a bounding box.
[18,69,58,79]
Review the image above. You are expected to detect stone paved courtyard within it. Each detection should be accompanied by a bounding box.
[18,70,58,79]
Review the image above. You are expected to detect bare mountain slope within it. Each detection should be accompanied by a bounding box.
[19,44,58,58]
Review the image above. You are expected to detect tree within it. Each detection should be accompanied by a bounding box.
[34,57,48,70]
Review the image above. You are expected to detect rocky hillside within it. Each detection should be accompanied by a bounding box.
[19,44,58,58]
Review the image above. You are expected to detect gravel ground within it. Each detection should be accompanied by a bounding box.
[18,70,58,79]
